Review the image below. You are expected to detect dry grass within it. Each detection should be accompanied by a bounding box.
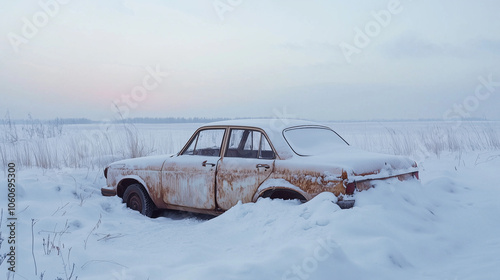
[1,121,499,169]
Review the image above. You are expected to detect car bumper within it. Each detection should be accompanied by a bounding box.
[346,170,419,193]
[101,186,117,196]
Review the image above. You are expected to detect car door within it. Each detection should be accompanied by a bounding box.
[161,128,226,210]
[216,128,275,210]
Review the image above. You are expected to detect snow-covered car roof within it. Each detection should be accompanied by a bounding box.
[204,118,326,130]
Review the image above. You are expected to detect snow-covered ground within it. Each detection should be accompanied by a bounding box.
[1,122,500,279]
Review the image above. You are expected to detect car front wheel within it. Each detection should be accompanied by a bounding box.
[122,183,156,217]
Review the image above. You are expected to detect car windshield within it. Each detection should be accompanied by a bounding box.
[283,127,348,156]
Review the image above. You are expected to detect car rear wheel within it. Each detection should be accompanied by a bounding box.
[261,189,307,203]
[123,183,156,217]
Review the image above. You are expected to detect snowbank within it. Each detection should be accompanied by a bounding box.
[1,151,500,279]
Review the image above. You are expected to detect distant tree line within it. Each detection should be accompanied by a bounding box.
[1,112,494,126]
[122,117,231,124]
[1,116,232,125]
[1,117,94,125]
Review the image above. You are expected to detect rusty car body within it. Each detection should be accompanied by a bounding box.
[101,119,419,216]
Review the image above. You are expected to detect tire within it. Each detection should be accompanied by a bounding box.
[261,189,306,203]
[122,183,156,217]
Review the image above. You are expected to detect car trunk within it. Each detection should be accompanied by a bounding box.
[306,146,417,176]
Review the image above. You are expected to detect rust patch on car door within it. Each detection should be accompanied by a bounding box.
[161,155,218,210]
[216,157,274,210]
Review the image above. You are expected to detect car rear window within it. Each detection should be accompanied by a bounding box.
[283,127,348,156]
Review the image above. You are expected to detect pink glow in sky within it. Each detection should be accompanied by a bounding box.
[1,0,499,121]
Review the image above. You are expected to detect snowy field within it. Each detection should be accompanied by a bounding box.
[1,120,500,279]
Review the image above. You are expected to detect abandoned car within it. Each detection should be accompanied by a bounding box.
[101,119,419,216]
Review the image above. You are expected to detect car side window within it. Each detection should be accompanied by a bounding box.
[182,129,225,157]
[225,129,275,159]
[259,135,275,159]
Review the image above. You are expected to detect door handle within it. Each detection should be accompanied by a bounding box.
[256,164,270,169]
[202,160,216,167]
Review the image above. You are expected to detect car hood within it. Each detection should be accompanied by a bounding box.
[286,146,417,178]
[107,155,173,171]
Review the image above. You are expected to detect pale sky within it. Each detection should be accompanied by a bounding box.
[1,0,499,121]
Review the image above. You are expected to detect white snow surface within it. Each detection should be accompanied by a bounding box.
[2,151,500,280]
